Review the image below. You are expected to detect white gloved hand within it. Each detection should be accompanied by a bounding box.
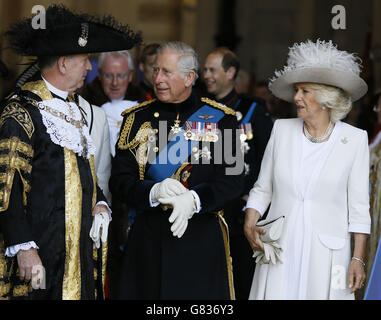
[159,191,196,238]
[89,211,110,249]
[151,178,187,204]
[252,241,282,265]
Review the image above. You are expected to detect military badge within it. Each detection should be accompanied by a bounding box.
[170,113,182,134]
[239,123,253,141]
[194,146,212,161]
[78,23,89,47]
[198,114,215,120]
[184,121,219,142]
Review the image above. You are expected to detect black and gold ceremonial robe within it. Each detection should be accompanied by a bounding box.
[110,92,244,299]
[0,80,107,300]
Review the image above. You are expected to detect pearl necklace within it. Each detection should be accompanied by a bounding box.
[303,121,334,143]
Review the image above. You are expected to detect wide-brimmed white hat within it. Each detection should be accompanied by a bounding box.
[269,39,368,102]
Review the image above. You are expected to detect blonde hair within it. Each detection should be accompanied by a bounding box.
[306,83,352,122]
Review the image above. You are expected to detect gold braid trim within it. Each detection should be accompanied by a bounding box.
[137,141,147,181]
[134,122,154,180]
[0,138,34,158]
[118,100,156,180]
[128,122,153,150]
[0,102,35,139]
[62,148,82,300]
[0,80,53,141]
[216,211,236,300]
[21,80,53,101]
[201,97,236,116]
[121,99,156,117]
[118,112,135,150]
[0,137,34,212]
[0,155,32,174]
[171,162,190,182]
[118,115,153,151]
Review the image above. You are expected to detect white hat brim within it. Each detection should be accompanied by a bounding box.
[269,67,368,103]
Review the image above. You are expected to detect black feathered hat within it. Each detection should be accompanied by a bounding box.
[5,4,142,57]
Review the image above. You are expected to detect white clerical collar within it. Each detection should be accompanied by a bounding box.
[41,76,69,100]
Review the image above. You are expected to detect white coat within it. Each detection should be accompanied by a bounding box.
[78,96,112,203]
[246,118,371,300]
[101,99,138,157]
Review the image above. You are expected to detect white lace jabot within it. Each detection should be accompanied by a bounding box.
[39,78,95,158]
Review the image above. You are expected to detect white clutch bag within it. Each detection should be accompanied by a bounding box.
[256,215,285,243]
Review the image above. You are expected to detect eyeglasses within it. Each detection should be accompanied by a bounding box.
[101,72,129,82]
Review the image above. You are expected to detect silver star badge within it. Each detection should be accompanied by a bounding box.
[194,146,212,161]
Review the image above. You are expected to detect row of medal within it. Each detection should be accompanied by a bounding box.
[170,120,220,143]
[239,123,253,141]
[184,121,219,143]
[170,120,253,144]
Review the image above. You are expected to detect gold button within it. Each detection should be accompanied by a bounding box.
[192,147,198,153]
[154,129,158,134]
[153,147,159,153]
[154,112,160,118]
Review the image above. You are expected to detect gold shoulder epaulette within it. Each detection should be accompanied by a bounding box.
[121,99,156,117]
[0,101,35,139]
[201,97,236,116]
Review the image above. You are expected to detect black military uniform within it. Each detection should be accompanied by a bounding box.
[110,91,244,299]
[217,89,273,299]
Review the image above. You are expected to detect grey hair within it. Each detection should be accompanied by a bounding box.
[157,41,199,85]
[98,50,135,71]
[307,83,353,122]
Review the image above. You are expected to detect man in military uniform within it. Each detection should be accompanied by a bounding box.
[203,47,273,299]
[110,42,244,299]
[138,43,160,100]
[0,4,141,300]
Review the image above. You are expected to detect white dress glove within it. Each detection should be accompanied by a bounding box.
[252,216,284,265]
[89,211,110,249]
[150,178,187,204]
[252,242,283,265]
[159,191,196,238]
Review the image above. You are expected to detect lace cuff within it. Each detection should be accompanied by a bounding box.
[5,241,39,257]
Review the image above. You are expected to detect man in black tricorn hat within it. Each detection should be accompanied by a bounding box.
[0,4,141,300]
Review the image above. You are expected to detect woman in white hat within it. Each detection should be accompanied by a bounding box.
[244,40,371,300]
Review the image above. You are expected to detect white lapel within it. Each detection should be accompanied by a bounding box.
[292,119,304,200]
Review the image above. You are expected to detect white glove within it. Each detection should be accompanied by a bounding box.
[159,191,196,238]
[89,211,110,249]
[150,178,187,204]
[252,241,282,265]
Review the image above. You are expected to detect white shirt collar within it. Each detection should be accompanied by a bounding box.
[111,97,124,104]
[41,76,69,100]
